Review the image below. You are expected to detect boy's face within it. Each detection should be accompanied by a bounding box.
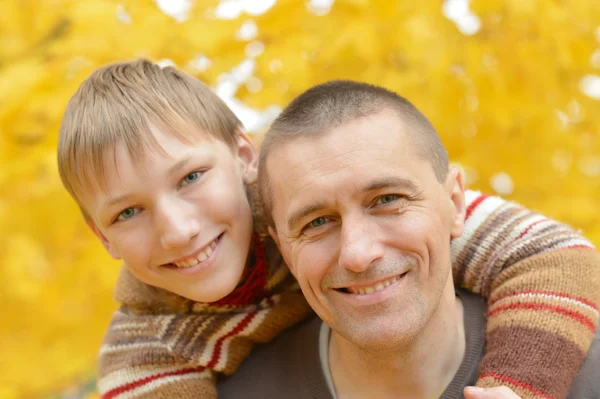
[81,125,258,303]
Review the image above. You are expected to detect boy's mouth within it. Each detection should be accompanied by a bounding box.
[165,233,223,269]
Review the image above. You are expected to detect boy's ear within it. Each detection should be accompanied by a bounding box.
[85,217,122,260]
[234,129,258,185]
[268,226,280,248]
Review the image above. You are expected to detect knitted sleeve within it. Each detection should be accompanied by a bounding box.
[97,288,312,398]
[452,190,600,399]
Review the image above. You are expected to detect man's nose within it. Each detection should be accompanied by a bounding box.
[156,198,201,250]
[338,215,384,273]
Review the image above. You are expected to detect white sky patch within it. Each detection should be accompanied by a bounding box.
[245,76,263,93]
[237,20,258,41]
[490,172,514,195]
[245,41,265,58]
[578,157,600,177]
[154,0,192,22]
[591,49,600,69]
[579,74,600,99]
[116,4,132,24]
[156,58,176,68]
[227,99,281,132]
[307,0,334,16]
[187,54,212,73]
[213,58,281,131]
[269,59,283,73]
[552,149,572,175]
[442,0,481,36]
[215,0,276,19]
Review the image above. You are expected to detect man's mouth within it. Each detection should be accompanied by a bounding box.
[165,233,223,269]
[336,273,406,295]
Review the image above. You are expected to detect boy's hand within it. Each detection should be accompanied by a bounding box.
[464,386,523,399]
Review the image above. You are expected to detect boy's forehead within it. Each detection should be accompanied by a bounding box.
[78,122,231,209]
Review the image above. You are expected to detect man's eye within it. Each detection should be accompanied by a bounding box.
[376,194,400,205]
[308,216,328,229]
[116,207,139,222]
[181,171,202,186]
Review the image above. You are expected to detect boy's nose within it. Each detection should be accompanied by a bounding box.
[156,201,201,250]
[160,218,201,250]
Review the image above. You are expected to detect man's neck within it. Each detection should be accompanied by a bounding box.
[328,283,465,399]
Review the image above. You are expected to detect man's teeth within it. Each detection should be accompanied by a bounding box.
[173,238,218,268]
[347,275,401,295]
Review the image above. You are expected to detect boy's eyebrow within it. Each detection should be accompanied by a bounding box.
[168,156,194,176]
[102,194,135,209]
[99,156,199,210]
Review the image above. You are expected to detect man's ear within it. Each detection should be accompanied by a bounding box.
[85,217,122,260]
[445,166,466,240]
[234,129,258,185]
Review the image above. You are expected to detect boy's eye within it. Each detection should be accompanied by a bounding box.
[116,207,139,222]
[376,194,400,205]
[181,171,202,186]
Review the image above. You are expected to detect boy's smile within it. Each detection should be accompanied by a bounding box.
[81,123,258,303]
[167,233,221,269]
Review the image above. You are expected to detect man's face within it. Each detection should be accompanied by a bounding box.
[81,125,257,303]
[267,110,465,349]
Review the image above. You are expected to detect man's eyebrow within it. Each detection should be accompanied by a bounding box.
[362,176,419,193]
[284,177,419,232]
[286,201,328,232]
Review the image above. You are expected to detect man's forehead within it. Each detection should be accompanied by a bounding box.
[267,113,414,188]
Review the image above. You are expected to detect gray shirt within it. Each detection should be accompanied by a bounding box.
[218,290,600,398]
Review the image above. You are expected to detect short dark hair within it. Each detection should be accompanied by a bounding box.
[259,80,449,227]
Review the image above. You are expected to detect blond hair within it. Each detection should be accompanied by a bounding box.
[57,58,241,207]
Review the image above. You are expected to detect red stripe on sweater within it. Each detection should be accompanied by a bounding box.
[488,302,597,332]
[559,244,596,250]
[101,367,206,399]
[490,289,599,310]
[465,194,489,221]
[515,218,548,240]
[206,311,259,369]
[479,218,549,274]
[479,372,553,399]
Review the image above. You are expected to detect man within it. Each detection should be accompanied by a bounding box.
[218,81,600,398]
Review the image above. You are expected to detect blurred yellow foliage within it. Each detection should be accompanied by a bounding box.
[0,0,599,397]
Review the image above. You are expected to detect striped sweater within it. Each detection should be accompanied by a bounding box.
[98,190,600,399]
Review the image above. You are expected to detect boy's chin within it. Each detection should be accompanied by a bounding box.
[177,268,246,304]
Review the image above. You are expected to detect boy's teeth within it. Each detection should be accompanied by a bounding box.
[173,237,218,268]
[347,275,400,295]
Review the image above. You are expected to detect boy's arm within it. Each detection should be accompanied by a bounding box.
[452,190,600,399]
[97,310,217,399]
[97,289,312,398]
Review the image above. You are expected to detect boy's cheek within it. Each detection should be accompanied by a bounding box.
[86,219,122,259]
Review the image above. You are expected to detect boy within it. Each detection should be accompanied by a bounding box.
[57,59,599,399]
